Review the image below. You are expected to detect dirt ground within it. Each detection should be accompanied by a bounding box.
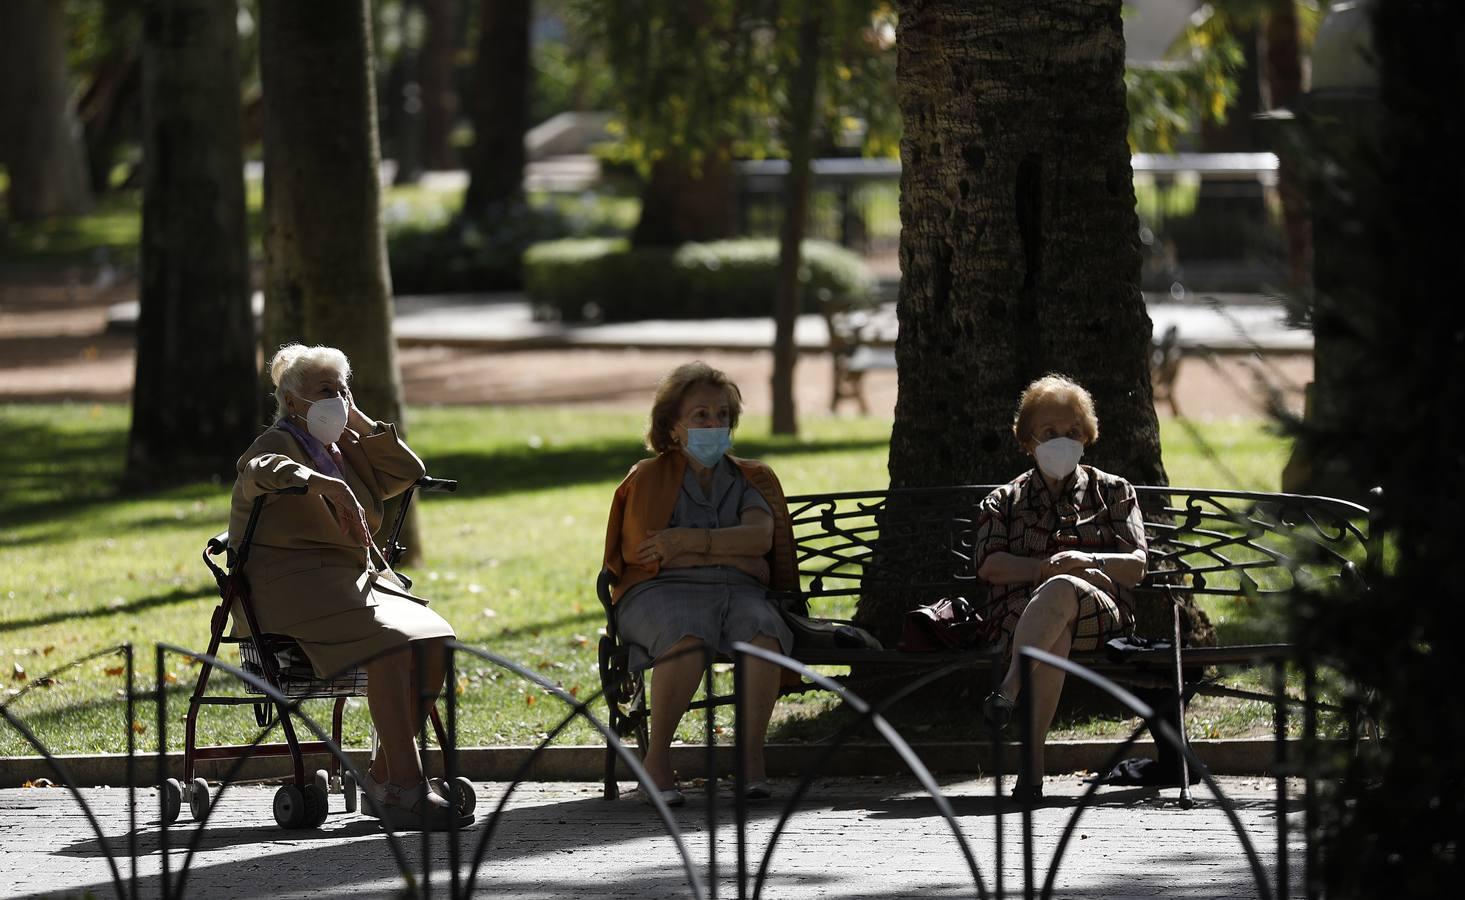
[0,277,1310,418]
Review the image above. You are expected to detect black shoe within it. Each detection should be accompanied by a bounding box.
[982,691,1015,733]
[1010,782,1044,803]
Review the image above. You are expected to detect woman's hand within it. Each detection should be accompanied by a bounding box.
[310,474,372,546]
[636,528,693,566]
[1046,550,1097,576]
[1070,567,1117,595]
[343,387,375,435]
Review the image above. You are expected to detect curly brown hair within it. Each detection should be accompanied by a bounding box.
[644,361,743,453]
[1011,373,1100,446]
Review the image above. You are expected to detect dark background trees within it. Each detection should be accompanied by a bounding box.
[125,0,258,487]
[0,0,95,220]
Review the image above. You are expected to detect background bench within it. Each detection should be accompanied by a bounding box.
[597,484,1372,798]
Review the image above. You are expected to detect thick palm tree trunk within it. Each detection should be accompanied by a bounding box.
[858,0,1168,637]
[126,0,257,487]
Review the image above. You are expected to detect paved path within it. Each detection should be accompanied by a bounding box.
[4,775,1300,899]
[100,291,1311,354]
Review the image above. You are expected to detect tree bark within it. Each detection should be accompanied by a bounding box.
[858,0,1168,638]
[462,0,531,222]
[630,154,736,247]
[770,12,824,436]
[126,0,257,487]
[419,0,459,170]
[0,0,94,219]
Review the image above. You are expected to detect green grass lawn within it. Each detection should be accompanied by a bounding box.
[0,404,1305,758]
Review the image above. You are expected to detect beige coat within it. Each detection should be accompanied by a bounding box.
[228,421,427,634]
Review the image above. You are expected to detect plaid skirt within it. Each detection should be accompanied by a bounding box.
[616,566,793,671]
[989,574,1132,657]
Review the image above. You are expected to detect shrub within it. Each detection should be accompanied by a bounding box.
[522,237,875,322]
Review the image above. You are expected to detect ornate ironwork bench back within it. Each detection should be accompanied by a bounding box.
[776,484,1373,666]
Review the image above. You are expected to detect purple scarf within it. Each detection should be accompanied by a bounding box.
[276,418,345,480]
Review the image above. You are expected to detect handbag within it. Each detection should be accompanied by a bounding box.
[896,595,987,652]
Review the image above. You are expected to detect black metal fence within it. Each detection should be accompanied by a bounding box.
[2,635,1336,899]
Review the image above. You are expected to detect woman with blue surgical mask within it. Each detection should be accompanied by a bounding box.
[972,374,1149,801]
[602,361,797,806]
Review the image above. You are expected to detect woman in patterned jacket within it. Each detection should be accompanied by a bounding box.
[974,375,1148,801]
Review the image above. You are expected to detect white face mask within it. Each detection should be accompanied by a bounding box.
[298,394,349,445]
[1033,437,1084,481]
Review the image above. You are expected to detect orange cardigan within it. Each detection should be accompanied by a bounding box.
[602,452,798,604]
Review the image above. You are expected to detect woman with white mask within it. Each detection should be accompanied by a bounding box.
[602,361,796,806]
[973,374,1148,801]
[228,343,467,830]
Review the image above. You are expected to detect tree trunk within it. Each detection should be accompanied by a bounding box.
[462,0,531,222]
[770,12,824,437]
[1262,0,1312,292]
[631,153,736,247]
[126,0,257,487]
[260,0,418,556]
[390,0,425,186]
[858,0,1168,638]
[0,0,94,219]
[419,0,459,170]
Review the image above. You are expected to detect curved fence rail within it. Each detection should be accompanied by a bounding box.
[0,638,1324,898]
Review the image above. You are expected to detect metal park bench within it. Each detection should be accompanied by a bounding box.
[596,484,1373,800]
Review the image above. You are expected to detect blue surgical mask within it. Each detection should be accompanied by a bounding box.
[683,427,732,468]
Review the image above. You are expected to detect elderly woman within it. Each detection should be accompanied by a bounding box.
[230,343,467,830]
[974,375,1148,801]
[603,361,797,805]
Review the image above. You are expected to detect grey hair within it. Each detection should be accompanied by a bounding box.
[267,343,351,419]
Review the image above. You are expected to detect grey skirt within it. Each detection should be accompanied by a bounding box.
[616,566,794,670]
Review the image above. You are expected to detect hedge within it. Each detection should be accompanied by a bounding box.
[522,237,875,322]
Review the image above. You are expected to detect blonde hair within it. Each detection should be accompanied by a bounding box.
[267,343,351,420]
[1012,374,1099,446]
[645,361,743,453]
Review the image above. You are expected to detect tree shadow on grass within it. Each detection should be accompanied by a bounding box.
[0,416,890,533]
[0,583,217,634]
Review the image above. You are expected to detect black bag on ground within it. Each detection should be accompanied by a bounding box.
[896,596,986,652]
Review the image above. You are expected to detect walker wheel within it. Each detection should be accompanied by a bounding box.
[313,769,330,808]
[342,772,358,813]
[159,778,183,825]
[303,782,329,827]
[187,777,211,822]
[431,776,477,816]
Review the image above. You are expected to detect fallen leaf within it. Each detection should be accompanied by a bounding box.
[104,666,125,677]
[42,646,54,656]
[11,662,25,681]
[164,672,178,685]
[36,677,58,688]
[456,678,468,696]
[568,686,580,699]
[131,721,146,734]
[21,778,56,789]
[524,694,537,707]
[571,634,589,648]
[571,602,583,615]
